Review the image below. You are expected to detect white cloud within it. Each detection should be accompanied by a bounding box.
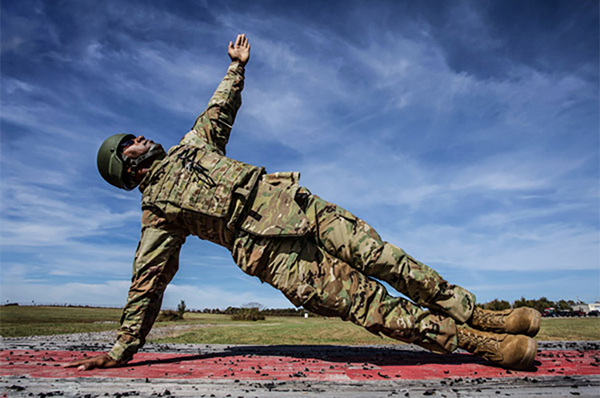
[1,181,140,247]
[381,221,599,273]
[0,278,293,310]
[0,280,132,307]
[469,272,600,304]
[163,282,292,310]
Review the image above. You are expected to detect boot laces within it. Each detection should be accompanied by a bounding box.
[475,308,507,328]
[460,328,498,355]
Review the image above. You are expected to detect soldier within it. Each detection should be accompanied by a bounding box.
[66,34,540,372]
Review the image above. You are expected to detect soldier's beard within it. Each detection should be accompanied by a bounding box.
[124,143,167,190]
[146,143,166,162]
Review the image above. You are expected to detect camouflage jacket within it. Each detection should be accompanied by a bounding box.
[108,62,309,363]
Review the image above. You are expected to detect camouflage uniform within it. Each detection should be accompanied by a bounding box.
[107,61,476,364]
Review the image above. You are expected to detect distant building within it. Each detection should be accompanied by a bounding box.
[572,303,600,313]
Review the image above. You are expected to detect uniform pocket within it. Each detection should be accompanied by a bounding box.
[239,181,311,237]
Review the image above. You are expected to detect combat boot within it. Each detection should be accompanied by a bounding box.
[468,307,541,337]
[457,325,537,370]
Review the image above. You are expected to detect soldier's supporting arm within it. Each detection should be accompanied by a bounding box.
[188,34,250,154]
[65,210,186,370]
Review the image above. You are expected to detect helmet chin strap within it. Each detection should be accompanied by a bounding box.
[122,144,167,189]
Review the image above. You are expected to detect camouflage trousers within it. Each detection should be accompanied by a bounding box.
[232,188,476,354]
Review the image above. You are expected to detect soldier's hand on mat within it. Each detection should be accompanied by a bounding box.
[228,33,250,66]
[64,353,120,371]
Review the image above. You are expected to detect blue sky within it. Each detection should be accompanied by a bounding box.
[1,0,598,310]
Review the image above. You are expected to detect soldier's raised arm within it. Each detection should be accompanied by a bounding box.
[185,34,250,154]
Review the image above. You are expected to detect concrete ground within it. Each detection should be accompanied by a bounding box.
[1,339,599,397]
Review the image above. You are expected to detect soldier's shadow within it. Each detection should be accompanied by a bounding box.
[127,344,539,372]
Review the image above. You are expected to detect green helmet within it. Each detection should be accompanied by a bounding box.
[97,133,136,190]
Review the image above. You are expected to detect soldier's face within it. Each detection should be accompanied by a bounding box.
[121,135,155,159]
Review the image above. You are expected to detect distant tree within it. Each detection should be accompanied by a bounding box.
[512,297,527,308]
[158,310,183,321]
[243,302,264,310]
[513,297,555,313]
[231,302,266,321]
[483,299,511,311]
[556,300,572,311]
[177,300,187,319]
[262,308,305,317]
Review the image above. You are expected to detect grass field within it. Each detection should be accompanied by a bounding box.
[0,306,122,337]
[151,315,406,345]
[1,306,599,344]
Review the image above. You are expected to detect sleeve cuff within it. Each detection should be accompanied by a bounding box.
[107,340,133,364]
[228,61,245,74]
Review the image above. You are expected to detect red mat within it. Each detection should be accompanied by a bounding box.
[2,349,598,381]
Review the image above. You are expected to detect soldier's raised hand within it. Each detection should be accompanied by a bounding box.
[228,34,250,66]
